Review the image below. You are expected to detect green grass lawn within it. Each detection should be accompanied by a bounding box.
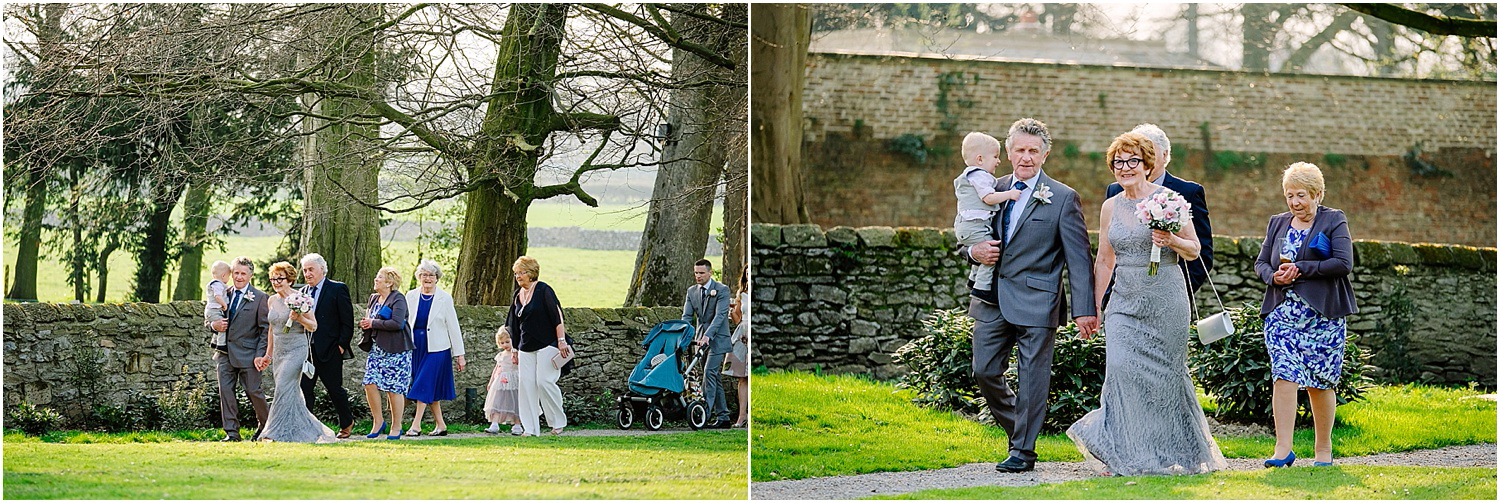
[3,430,747,499]
[751,372,1497,482]
[3,236,651,307]
[881,465,1498,500]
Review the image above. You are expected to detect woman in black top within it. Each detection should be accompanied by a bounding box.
[505,256,571,436]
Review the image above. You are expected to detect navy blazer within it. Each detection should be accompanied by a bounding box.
[1254,206,1358,320]
[1107,171,1213,292]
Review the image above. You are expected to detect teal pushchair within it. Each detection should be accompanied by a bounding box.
[616,319,710,430]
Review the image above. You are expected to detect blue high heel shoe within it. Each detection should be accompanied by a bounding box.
[366,422,387,439]
[1264,451,1296,468]
[1313,461,1334,467]
[386,430,402,440]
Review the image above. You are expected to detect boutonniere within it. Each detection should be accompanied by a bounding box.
[243,291,256,303]
[707,288,718,298]
[1032,183,1054,205]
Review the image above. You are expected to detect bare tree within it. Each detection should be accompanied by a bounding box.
[624,3,747,307]
[7,3,748,306]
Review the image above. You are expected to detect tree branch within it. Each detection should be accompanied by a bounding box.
[1281,10,1361,72]
[578,3,737,69]
[549,111,621,134]
[1340,3,1497,37]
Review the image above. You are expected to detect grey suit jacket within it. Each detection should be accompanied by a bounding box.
[683,280,733,353]
[204,285,270,369]
[961,172,1096,328]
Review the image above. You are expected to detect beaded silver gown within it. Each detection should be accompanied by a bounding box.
[259,295,337,443]
[1066,188,1227,476]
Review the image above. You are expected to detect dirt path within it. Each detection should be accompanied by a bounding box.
[750,443,1497,500]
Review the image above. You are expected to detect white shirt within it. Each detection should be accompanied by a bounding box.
[1004,170,1042,242]
[306,277,326,306]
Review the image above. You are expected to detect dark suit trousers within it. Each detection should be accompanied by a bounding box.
[969,297,1056,462]
[301,355,353,428]
[215,352,267,433]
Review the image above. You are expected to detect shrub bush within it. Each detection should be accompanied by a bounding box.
[893,308,1108,433]
[158,374,214,431]
[1189,302,1373,425]
[7,401,64,436]
[562,391,617,427]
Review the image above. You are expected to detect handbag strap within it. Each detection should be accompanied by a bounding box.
[1188,258,1226,321]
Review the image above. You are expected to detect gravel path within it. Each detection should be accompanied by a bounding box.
[330,426,744,442]
[751,443,1497,500]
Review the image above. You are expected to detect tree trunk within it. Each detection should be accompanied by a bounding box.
[453,3,568,306]
[1186,4,1199,59]
[625,3,744,307]
[299,3,383,301]
[750,4,812,225]
[95,237,119,304]
[1240,3,1276,72]
[721,3,750,296]
[5,4,65,302]
[173,180,212,301]
[7,167,47,301]
[68,162,87,302]
[132,179,186,303]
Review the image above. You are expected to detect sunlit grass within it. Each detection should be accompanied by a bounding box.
[3,431,747,499]
[752,372,1496,482]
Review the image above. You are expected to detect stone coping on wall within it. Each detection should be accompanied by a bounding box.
[810,49,1500,89]
[752,223,1498,271]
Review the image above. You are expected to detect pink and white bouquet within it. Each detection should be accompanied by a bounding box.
[284,291,315,328]
[1134,189,1192,276]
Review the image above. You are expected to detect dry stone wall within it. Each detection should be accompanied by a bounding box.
[752,223,1497,388]
[3,303,743,422]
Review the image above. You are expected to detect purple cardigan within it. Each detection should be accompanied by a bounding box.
[1255,206,1358,319]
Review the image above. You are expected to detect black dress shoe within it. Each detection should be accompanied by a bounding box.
[250,429,264,442]
[709,419,733,429]
[995,456,1035,473]
[220,434,242,442]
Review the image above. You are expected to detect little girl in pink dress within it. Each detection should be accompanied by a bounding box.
[483,327,522,434]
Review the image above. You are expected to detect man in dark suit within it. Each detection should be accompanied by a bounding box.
[299,253,356,438]
[1105,123,1213,297]
[205,256,270,442]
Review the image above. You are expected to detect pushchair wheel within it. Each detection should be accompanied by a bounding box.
[616,403,635,430]
[687,400,709,430]
[645,405,665,431]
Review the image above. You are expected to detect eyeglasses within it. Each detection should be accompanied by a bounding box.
[270,277,289,283]
[1110,158,1144,171]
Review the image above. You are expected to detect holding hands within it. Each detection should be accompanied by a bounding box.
[1074,316,1100,339]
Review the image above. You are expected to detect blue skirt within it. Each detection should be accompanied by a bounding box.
[363,345,412,395]
[1264,290,1347,389]
[406,328,456,403]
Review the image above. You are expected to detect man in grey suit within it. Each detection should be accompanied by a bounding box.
[961,118,1098,472]
[684,258,733,428]
[205,256,270,442]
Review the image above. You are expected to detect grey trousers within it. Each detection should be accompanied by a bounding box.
[704,351,730,421]
[969,297,1057,462]
[215,352,268,433]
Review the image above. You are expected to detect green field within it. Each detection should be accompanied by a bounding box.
[4,236,647,307]
[4,197,726,307]
[3,431,748,499]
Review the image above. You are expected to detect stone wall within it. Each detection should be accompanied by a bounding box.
[792,52,1497,247]
[3,302,741,422]
[751,223,1497,389]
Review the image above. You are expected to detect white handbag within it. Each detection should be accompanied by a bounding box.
[1190,260,1236,344]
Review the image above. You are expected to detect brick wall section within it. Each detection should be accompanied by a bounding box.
[752,223,1497,389]
[794,52,1497,246]
[803,52,1496,155]
[3,303,742,423]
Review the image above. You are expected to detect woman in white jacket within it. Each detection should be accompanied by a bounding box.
[404,260,466,436]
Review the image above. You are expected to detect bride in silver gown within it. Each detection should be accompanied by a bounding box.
[1067,133,1226,476]
[256,262,337,443]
